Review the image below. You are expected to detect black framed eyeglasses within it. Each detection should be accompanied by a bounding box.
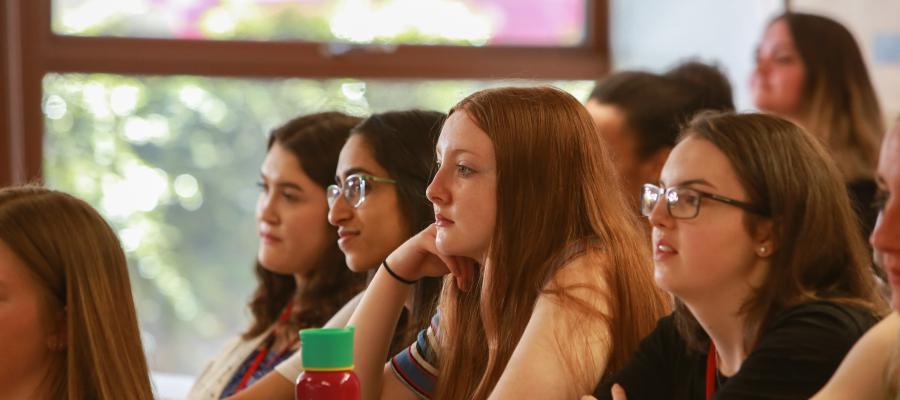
[641,183,764,219]
[327,173,397,209]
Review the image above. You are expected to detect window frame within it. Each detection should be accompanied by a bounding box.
[2,0,609,186]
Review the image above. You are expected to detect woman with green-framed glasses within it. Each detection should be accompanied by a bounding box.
[589,112,887,400]
[228,110,446,400]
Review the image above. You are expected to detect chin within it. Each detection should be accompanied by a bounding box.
[345,254,377,273]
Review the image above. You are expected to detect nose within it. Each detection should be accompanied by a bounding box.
[426,167,449,206]
[871,198,899,256]
[257,191,278,225]
[647,190,674,229]
[328,192,353,227]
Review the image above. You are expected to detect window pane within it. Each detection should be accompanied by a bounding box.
[52,0,587,47]
[42,73,592,376]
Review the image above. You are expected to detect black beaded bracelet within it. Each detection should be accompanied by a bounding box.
[382,260,417,285]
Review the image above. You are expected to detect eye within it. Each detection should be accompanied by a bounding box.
[282,191,299,202]
[456,164,475,177]
[873,190,889,212]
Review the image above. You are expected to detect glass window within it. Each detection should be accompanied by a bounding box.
[52,0,587,46]
[42,73,592,375]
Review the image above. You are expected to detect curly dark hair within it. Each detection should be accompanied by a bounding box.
[244,112,367,339]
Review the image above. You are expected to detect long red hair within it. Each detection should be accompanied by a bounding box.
[434,86,670,399]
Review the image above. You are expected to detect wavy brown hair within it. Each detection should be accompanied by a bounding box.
[672,112,888,352]
[0,186,153,400]
[774,12,884,182]
[434,86,671,399]
[244,112,367,340]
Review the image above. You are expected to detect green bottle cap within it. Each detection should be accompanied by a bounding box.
[300,327,355,371]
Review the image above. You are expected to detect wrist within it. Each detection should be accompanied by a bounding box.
[382,260,417,285]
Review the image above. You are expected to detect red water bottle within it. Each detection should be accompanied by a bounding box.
[295,327,360,400]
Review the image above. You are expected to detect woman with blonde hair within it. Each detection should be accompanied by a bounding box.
[751,12,884,237]
[0,185,153,399]
[813,118,900,400]
[348,86,670,400]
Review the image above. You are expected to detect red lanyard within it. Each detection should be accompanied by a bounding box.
[235,302,297,392]
[705,342,717,400]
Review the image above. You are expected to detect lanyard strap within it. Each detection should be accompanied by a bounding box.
[235,302,297,392]
[705,341,716,400]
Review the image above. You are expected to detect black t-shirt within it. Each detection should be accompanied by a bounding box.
[593,301,878,400]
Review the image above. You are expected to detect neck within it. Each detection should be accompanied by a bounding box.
[2,362,52,400]
[293,273,307,292]
[683,288,755,377]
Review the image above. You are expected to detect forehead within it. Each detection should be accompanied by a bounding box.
[262,142,303,176]
[662,136,743,192]
[336,134,388,177]
[436,111,493,157]
[761,19,796,48]
[0,239,34,290]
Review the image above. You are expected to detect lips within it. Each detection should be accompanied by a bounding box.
[435,213,454,227]
[653,238,678,261]
[259,231,281,244]
[337,229,360,246]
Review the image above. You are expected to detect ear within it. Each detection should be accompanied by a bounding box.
[753,219,777,258]
[45,308,67,352]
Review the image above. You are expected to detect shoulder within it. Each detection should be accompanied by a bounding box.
[767,300,879,337]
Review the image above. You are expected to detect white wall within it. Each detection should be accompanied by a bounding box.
[609,0,783,111]
[608,0,900,125]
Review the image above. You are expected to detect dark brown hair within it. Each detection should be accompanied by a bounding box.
[673,112,887,351]
[589,61,734,160]
[776,12,884,181]
[436,86,670,399]
[351,110,447,349]
[0,186,154,400]
[244,112,366,339]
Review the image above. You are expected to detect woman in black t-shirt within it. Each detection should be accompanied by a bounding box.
[588,112,887,400]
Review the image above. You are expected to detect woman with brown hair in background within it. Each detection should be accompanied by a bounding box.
[190,112,367,398]
[0,186,154,399]
[348,86,670,400]
[751,12,884,238]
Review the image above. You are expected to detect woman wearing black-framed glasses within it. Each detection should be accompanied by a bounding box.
[589,112,887,400]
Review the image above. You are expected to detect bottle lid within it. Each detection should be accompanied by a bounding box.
[300,327,355,370]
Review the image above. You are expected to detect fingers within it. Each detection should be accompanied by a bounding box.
[611,384,627,400]
[580,396,599,400]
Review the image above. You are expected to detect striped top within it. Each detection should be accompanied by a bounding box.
[390,312,441,399]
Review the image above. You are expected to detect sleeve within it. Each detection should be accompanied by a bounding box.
[274,291,366,382]
[715,302,876,400]
[593,314,689,400]
[389,312,441,400]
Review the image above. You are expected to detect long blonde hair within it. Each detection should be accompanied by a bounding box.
[434,86,670,399]
[0,186,154,400]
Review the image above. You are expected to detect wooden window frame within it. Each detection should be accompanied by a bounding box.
[2,0,609,187]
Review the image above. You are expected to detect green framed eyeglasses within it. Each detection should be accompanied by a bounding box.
[327,173,397,209]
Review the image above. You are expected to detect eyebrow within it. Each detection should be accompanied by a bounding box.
[662,178,717,190]
[334,167,373,183]
[437,148,479,159]
[260,174,303,192]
